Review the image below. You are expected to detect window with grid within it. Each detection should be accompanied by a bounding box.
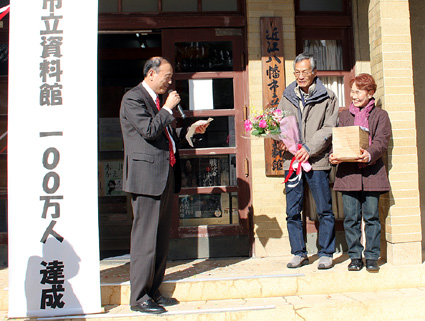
[295,0,354,108]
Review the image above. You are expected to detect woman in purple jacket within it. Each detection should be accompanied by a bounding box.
[329,73,391,272]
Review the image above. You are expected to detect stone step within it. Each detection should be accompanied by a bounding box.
[101,260,425,305]
[3,254,425,320]
[4,288,425,321]
[0,287,6,312]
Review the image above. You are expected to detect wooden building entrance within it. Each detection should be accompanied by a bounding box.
[97,1,251,259]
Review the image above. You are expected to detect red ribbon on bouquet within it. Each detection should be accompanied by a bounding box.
[283,143,303,184]
[279,115,312,187]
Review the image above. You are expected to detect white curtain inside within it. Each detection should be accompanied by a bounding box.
[303,40,343,70]
[320,76,345,108]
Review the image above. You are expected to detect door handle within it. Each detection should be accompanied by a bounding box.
[244,158,249,177]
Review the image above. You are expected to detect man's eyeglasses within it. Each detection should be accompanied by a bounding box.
[294,70,312,77]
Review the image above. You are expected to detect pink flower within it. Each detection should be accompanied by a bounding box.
[259,120,267,128]
[244,120,253,132]
[274,109,281,114]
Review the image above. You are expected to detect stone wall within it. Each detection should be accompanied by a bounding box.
[247,0,296,256]
[410,0,425,255]
[368,0,422,264]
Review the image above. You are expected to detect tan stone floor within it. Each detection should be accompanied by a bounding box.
[99,252,352,285]
[3,253,425,321]
[0,266,6,290]
[0,251,381,291]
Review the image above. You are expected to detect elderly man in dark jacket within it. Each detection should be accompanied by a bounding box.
[277,53,339,269]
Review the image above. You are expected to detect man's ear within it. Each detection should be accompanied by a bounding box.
[147,69,155,80]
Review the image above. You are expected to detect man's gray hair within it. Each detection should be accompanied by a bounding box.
[293,53,317,71]
[143,56,171,78]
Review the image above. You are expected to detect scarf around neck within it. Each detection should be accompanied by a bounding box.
[349,98,375,146]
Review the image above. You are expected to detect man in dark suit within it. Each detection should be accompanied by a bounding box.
[120,57,208,314]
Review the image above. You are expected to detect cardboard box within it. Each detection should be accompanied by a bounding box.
[332,126,369,162]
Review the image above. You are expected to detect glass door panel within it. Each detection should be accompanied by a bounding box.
[179,116,235,149]
[163,28,250,243]
[175,41,233,72]
[175,78,234,111]
[180,154,237,188]
[179,192,239,226]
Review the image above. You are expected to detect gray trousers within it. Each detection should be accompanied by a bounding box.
[129,167,175,306]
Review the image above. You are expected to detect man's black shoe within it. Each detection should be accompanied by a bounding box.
[154,295,179,306]
[365,259,380,272]
[348,259,364,271]
[130,299,166,314]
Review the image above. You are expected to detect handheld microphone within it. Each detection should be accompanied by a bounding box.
[168,90,186,119]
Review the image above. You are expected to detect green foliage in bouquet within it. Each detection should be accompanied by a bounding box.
[244,106,287,138]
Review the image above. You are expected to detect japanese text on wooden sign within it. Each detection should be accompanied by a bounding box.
[260,17,286,176]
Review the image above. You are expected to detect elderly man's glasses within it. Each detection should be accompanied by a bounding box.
[294,70,312,77]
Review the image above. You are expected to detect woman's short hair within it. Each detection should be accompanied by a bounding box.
[350,73,377,94]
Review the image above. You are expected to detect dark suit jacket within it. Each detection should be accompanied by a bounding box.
[120,83,182,196]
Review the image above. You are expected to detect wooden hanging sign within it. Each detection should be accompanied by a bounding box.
[260,17,286,176]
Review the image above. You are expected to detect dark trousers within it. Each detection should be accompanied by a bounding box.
[129,167,175,306]
[342,191,381,260]
[285,170,336,257]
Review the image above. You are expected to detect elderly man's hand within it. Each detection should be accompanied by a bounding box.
[275,140,287,151]
[295,146,310,162]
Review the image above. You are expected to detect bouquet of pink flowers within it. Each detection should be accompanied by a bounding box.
[244,106,287,140]
[245,107,311,187]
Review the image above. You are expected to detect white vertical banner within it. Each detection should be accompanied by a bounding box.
[8,0,101,318]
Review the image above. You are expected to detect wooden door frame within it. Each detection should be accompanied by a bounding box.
[161,28,252,246]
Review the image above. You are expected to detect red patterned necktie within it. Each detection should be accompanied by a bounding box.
[155,96,176,167]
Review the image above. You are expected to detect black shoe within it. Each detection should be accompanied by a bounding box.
[366,259,380,272]
[154,295,179,306]
[348,259,364,271]
[130,299,166,314]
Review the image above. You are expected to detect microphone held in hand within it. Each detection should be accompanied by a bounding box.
[176,103,186,119]
[168,90,186,119]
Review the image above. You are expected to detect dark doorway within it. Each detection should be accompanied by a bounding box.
[97,32,161,259]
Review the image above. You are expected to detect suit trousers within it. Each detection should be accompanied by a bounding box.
[129,165,175,306]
